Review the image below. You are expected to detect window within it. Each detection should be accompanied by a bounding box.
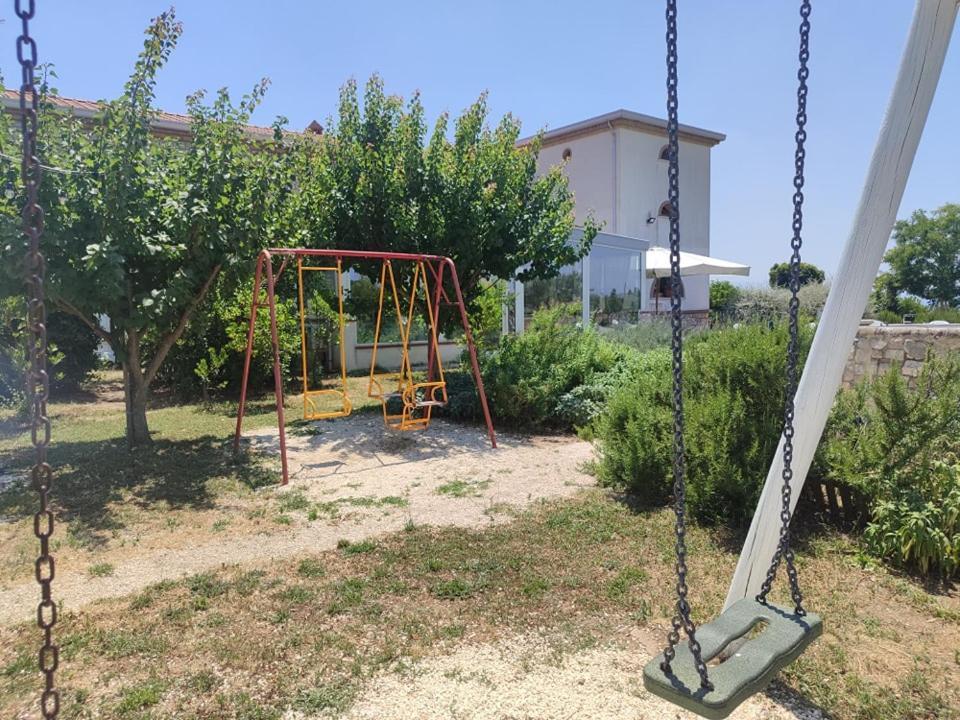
[658,144,670,161]
[562,147,573,161]
[658,201,673,217]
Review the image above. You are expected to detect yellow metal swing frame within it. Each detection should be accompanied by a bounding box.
[367,259,447,432]
[296,256,352,420]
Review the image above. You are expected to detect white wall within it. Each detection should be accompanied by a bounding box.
[537,131,616,229]
[537,125,715,313]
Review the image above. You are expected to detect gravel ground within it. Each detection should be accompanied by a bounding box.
[335,625,824,720]
[0,416,594,624]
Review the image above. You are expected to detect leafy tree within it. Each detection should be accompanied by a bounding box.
[709,280,740,315]
[768,261,825,289]
[298,75,596,330]
[883,204,960,308]
[0,9,299,445]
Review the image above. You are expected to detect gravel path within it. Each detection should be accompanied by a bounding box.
[337,625,824,720]
[0,416,594,625]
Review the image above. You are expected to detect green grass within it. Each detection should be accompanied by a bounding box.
[88,562,115,578]
[435,477,491,498]
[1,474,957,720]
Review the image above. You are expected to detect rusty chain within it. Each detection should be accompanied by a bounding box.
[15,0,60,717]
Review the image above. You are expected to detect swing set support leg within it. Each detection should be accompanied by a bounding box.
[234,250,291,485]
[444,258,497,449]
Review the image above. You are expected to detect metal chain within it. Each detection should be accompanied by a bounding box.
[16,1,60,717]
[756,0,811,615]
[659,0,712,691]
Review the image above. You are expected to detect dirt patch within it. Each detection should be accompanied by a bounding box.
[340,626,823,720]
[0,415,593,624]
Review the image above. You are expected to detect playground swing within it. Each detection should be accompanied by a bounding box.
[296,256,352,420]
[641,1,823,717]
[367,259,448,432]
[15,1,957,717]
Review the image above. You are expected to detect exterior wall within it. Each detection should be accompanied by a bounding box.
[334,321,462,374]
[537,131,616,228]
[616,130,711,311]
[842,324,960,387]
[536,124,715,313]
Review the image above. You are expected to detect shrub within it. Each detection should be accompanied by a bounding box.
[733,285,828,324]
[596,322,813,523]
[820,356,960,575]
[709,280,740,319]
[1,297,99,402]
[599,318,674,353]
[477,305,629,429]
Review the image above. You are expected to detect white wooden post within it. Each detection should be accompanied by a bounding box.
[725,0,959,608]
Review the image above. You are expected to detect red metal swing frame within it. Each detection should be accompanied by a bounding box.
[233,248,498,485]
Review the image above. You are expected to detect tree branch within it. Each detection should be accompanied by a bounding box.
[143,263,222,387]
[54,299,114,347]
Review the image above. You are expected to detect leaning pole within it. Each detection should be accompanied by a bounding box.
[726,0,959,608]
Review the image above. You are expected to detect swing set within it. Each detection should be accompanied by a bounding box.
[14,0,959,718]
[233,248,497,485]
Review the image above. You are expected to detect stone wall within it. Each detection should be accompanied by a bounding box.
[843,324,960,387]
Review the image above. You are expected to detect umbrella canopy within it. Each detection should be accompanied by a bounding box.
[645,246,750,278]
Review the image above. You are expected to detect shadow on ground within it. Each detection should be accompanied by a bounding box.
[0,433,275,547]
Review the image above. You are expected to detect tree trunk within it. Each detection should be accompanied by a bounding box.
[122,332,151,447]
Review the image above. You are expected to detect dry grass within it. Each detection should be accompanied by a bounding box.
[1,492,957,719]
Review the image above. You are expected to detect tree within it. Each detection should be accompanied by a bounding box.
[709,280,740,315]
[883,204,960,308]
[295,76,596,329]
[0,9,299,445]
[768,261,825,289]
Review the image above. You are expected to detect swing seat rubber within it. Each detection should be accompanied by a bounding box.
[642,599,822,720]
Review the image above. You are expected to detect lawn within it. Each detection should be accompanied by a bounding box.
[0,377,958,719]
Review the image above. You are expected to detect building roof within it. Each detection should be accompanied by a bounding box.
[1,90,321,140]
[520,109,725,148]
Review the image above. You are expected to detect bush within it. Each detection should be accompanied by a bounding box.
[1,297,99,402]
[599,318,674,353]
[732,284,828,324]
[477,305,630,429]
[596,322,813,523]
[709,280,740,318]
[820,356,960,576]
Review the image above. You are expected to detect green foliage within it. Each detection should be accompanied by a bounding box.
[596,322,813,523]
[709,280,741,315]
[733,284,828,324]
[298,75,597,331]
[599,319,674,354]
[768,261,826,289]
[1,297,99,403]
[820,356,960,575]
[883,204,960,308]
[478,305,629,429]
[0,9,302,444]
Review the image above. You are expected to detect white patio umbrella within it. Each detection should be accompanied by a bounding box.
[645,246,750,313]
[644,246,751,278]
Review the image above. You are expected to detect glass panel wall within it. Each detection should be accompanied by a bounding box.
[589,244,644,327]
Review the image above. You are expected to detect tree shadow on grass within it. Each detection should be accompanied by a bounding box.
[0,433,276,548]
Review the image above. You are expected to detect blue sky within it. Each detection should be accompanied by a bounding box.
[2,1,957,284]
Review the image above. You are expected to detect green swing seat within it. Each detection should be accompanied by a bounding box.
[643,599,822,720]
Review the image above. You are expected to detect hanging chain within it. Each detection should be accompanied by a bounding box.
[659,0,711,691]
[16,1,61,717]
[756,0,811,615]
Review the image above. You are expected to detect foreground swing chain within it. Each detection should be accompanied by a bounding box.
[660,0,712,692]
[16,0,61,717]
[755,0,812,615]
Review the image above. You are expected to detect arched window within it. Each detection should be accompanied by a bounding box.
[658,144,670,161]
[658,201,673,217]
[562,147,573,161]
